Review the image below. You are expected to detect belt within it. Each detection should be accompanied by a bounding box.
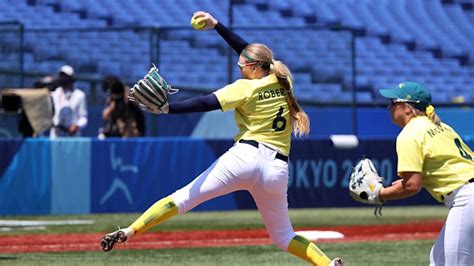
[441,178,474,201]
[238,139,289,162]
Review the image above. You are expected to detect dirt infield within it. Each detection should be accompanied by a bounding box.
[0,220,444,253]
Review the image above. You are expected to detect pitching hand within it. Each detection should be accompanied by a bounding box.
[192,11,218,30]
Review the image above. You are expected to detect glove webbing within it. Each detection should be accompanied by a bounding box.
[146,76,167,101]
[148,64,179,95]
[134,80,164,107]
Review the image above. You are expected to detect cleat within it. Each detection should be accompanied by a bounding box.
[329,257,344,266]
[100,229,128,252]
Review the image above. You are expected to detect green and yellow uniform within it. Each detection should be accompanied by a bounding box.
[396,116,474,202]
[214,74,292,156]
[216,74,331,265]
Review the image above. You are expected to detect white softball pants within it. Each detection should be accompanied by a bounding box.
[171,142,296,250]
[430,181,474,266]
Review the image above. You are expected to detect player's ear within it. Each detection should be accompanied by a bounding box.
[404,104,415,116]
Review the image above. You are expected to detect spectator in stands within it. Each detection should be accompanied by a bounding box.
[377,82,474,265]
[100,76,145,137]
[50,65,88,137]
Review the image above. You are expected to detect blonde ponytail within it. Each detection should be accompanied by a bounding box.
[425,105,441,125]
[409,104,441,126]
[243,43,310,137]
[273,61,310,137]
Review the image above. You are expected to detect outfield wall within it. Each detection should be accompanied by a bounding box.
[2,107,473,139]
[1,137,473,215]
[117,107,474,139]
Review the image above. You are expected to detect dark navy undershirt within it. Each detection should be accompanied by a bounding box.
[169,94,220,114]
[214,22,249,55]
[168,22,248,114]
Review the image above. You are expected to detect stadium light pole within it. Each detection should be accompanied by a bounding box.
[150,27,160,68]
[328,24,358,134]
[150,26,160,136]
[19,23,24,87]
[227,0,234,84]
[350,30,357,136]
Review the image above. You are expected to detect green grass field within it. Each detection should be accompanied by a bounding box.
[0,241,436,266]
[0,206,448,265]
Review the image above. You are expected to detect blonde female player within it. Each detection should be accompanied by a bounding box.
[377,82,474,265]
[101,11,343,266]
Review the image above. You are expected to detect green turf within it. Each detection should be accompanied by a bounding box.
[0,206,447,235]
[0,240,434,266]
[0,206,446,265]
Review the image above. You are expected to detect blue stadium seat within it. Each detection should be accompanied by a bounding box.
[1,0,472,103]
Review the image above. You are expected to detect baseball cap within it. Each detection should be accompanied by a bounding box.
[379,81,431,110]
[59,65,74,77]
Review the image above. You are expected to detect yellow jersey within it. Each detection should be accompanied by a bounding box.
[214,74,292,156]
[396,116,474,202]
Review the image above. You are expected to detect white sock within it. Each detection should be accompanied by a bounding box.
[122,227,134,241]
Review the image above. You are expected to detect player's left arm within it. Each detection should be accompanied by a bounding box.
[379,172,423,201]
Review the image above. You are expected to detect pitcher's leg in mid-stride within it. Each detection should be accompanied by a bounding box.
[101,196,178,251]
[287,235,344,265]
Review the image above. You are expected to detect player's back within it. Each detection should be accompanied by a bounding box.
[214,74,292,155]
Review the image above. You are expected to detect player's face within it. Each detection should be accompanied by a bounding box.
[237,55,258,79]
[388,101,409,127]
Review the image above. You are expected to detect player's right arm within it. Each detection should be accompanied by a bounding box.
[380,130,424,201]
[192,11,249,54]
[379,172,423,201]
[214,22,249,54]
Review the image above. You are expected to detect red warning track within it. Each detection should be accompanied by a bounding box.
[0,220,444,253]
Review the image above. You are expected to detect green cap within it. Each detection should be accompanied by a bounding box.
[379,81,431,110]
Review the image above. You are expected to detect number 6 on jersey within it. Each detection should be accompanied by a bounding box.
[272,106,287,131]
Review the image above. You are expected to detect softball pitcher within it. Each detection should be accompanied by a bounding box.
[377,82,474,265]
[100,12,343,266]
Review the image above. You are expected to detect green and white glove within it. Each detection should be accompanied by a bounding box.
[349,158,384,216]
[129,64,178,114]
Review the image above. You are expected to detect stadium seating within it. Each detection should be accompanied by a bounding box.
[0,0,472,103]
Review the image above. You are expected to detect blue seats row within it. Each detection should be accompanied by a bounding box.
[0,0,472,103]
